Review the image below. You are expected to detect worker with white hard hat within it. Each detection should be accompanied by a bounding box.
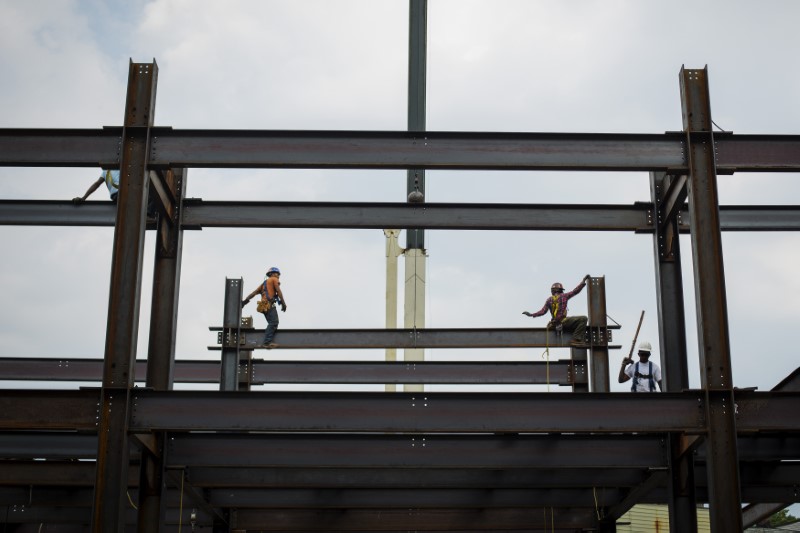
[618,341,662,392]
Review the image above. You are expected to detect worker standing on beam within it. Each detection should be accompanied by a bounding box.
[619,341,662,392]
[523,275,590,347]
[242,267,287,349]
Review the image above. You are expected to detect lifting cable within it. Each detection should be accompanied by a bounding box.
[178,469,185,532]
[593,486,605,521]
[126,490,138,510]
[542,324,553,392]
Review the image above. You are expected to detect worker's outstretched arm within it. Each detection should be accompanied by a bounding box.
[566,275,591,298]
[242,285,262,307]
[72,177,104,204]
[523,300,549,318]
[618,358,632,384]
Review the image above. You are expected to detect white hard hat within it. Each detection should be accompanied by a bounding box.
[638,341,652,353]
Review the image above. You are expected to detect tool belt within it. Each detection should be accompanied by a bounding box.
[256,298,273,313]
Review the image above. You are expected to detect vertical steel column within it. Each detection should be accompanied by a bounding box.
[406,0,427,249]
[571,347,589,393]
[220,278,243,391]
[650,172,690,390]
[145,168,186,391]
[403,0,428,392]
[137,168,186,532]
[587,276,609,392]
[650,171,697,532]
[93,60,158,533]
[680,66,742,532]
[238,317,254,391]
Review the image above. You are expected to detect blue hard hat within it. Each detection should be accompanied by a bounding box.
[267,266,281,275]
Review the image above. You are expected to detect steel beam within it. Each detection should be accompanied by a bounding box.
[0,128,123,167]
[145,168,186,391]
[3,507,214,527]
[772,367,800,392]
[210,326,618,350]
[1,389,797,433]
[3,127,800,171]
[232,507,598,531]
[0,390,98,430]
[182,465,654,489]
[201,487,626,509]
[0,462,136,487]
[651,171,697,532]
[0,358,582,385]
[406,0,427,249]
[6,199,800,232]
[93,60,158,533]
[657,174,688,231]
[681,66,742,532]
[220,278,243,391]
[167,434,667,468]
[587,276,610,392]
[650,173,690,391]
[714,134,800,172]
[0,358,219,383]
[129,390,706,433]
[742,503,788,528]
[248,360,582,385]
[7,460,797,491]
[138,168,185,531]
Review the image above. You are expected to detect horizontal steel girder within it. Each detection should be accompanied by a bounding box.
[131,390,705,432]
[4,433,798,465]
[3,484,796,511]
[3,506,214,527]
[1,390,798,433]
[0,504,591,530]
[0,485,626,510]
[6,460,796,493]
[166,434,666,468]
[0,357,584,385]
[4,199,800,232]
[232,507,598,531]
[211,327,616,350]
[2,128,800,171]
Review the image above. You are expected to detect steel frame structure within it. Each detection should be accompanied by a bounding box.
[1,61,800,532]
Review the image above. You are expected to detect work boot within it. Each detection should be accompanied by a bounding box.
[570,339,590,348]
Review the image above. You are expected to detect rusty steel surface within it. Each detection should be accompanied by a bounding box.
[3,128,800,171]
[4,61,800,531]
[167,433,667,468]
[0,390,98,430]
[6,199,800,232]
[651,172,691,392]
[233,507,597,531]
[681,66,743,533]
[93,60,159,533]
[129,390,706,433]
[210,326,618,350]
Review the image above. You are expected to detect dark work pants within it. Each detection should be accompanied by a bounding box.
[262,306,279,344]
[561,315,587,341]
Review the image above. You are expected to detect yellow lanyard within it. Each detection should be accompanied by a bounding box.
[551,295,560,319]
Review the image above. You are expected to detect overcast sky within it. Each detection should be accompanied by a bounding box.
[1,0,799,396]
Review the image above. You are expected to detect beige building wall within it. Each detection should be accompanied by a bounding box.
[617,504,710,533]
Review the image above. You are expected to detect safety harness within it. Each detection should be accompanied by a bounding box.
[549,295,564,334]
[631,361,656,392]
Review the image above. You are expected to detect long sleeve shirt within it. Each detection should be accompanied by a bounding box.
[528,279,586,324]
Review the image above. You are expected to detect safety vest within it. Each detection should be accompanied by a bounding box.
[631,361,656,393]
